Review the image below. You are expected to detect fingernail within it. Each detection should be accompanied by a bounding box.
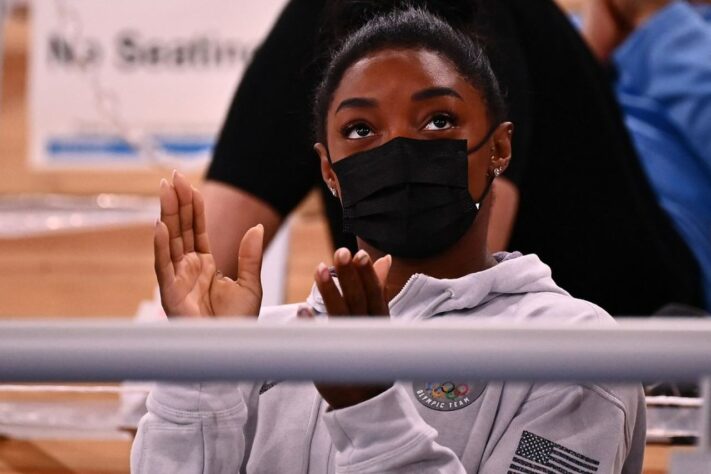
[171,169,177,181]
[336,248,350,265]
[160,178,168,188]
[354,249,369,266]
[297,306,314,320]
[317,263,330,282]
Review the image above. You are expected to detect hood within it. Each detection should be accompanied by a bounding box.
[306,252,569,321]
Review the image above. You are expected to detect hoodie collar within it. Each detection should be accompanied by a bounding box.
[306,252,568,321]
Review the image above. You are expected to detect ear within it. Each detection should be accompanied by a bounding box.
[314,143,340,198]
[488,122,513,177]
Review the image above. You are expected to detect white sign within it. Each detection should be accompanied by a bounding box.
[30,0,287,169]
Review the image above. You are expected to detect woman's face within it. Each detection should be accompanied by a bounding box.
[316,48,511,201]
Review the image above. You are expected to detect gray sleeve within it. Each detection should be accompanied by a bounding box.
[323,385,466,473]
[131,382,260,474]
[480,383,645,474]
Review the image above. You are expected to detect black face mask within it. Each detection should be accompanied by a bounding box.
[330,127,497,258]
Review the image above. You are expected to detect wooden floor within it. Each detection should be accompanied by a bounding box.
[0,439,131,474]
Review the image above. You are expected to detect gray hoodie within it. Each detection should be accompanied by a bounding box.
[131,252,645,473]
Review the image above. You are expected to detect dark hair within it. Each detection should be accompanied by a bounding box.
[321,0,479,39]
[313,7,507,144]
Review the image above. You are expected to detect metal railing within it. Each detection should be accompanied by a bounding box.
[1,318,710,382]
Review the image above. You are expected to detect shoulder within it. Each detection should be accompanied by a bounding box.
[503,291,614,325]
[484,380,645,472]
[524,381,644,450]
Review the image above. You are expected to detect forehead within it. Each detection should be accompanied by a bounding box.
[332,48,479,104]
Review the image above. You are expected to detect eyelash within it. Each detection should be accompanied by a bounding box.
[341,122,374,139]
[424,113,458,130]
[339,112,459,139]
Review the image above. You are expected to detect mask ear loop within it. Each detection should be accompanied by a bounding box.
[473,175,496,210]
[466,123,501,209]
[466,123,500,155]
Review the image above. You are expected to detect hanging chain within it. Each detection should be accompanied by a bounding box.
[51,0,189,170]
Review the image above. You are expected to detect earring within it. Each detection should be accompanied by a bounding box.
[329,186,337,197]
[493,167,502,177]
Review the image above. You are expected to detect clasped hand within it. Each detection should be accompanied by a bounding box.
[155,172,393,408]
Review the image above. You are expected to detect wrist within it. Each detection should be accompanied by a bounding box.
[318,384,393,410]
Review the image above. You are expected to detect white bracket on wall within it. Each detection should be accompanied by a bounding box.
[670,376,711,474]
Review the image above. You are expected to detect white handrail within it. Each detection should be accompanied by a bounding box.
[0,318,709,382]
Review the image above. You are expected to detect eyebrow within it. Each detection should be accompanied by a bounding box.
[411,87,463,102]
[335,97,378,113]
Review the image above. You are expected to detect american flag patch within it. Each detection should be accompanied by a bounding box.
[508,430,600,474]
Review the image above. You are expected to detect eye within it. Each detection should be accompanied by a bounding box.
[424,114,456,131]
[343,123,374,139]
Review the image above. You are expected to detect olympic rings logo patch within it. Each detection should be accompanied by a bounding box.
[412,381,485,411]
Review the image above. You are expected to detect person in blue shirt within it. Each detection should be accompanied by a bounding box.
[583,0,711,310]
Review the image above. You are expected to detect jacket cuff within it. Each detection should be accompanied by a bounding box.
[323,385,437,466]
[147,382,253,423]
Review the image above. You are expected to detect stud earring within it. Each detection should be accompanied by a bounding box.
[329,186,337,197]
[493,167,502,177]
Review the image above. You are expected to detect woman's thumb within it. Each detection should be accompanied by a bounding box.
[236,224,265,296]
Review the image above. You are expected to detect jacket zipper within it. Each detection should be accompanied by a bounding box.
[388,273,421,311]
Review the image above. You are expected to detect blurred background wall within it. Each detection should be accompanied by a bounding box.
[0,0,296,316]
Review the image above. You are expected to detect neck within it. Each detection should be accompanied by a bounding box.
[358,198,496,301]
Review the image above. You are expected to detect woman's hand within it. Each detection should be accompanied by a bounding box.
[313,248,392,410]
[154,171,265,318]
